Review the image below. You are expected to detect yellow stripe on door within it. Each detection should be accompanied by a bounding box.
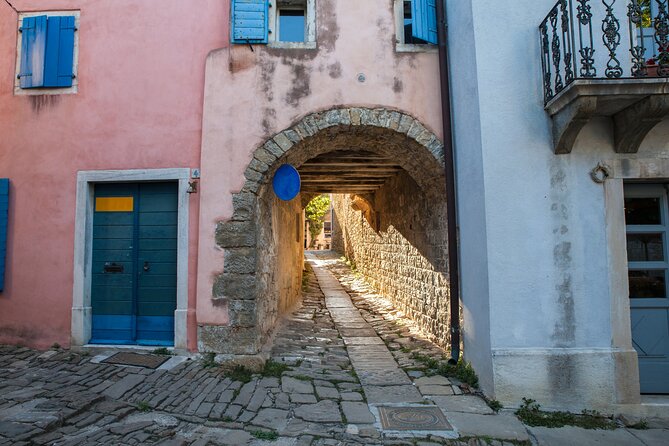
[95,197,134,212]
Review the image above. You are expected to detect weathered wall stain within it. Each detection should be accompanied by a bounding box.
[284,63,312,107]
[229,46,256,73]
[547,354,576,398]
[328,62,342,79]
[393,77,403,93]
[317,0,340,52]
[28,95,60,114]
[550,162,576,346]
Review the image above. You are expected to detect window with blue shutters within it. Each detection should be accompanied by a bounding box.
[16,12,78,93]
[396,0,438,48]
[231,0,269,44]
[0,179,9,293]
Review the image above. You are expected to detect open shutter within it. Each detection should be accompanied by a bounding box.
[0,179,8,292]
[231,0,269,44]
[412,0,438,45]
[19,15,48,88]
[44,16,75,87]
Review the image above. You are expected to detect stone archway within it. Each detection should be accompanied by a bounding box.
[201,107,446,355]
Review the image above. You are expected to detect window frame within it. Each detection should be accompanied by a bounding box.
[625,184,669,299]
[14,10,80,96]
[393,0,437,53]
[268,0,316,49]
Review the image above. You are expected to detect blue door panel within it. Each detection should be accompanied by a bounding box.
[139,225,178,239]
[90,315,134,344]
[93,225,134,239]
[92,239,133,250]
[137,316,175,345]
[139,212,177,225]
[94,213,134,225]
[92,250,132,263]
[92,273,134,287]
[91,286,133,302]
[137,263,177,276]
[91,182,177,346]
[140,238,178,250]
[139,287,177,302]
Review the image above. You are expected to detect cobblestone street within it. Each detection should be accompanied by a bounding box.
[0,252,667,445]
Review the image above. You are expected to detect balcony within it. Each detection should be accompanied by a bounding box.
[541,0,669,154]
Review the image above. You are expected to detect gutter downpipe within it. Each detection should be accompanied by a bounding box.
[436,0,460,365]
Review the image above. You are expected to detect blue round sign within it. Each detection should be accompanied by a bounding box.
[272,164,301,201]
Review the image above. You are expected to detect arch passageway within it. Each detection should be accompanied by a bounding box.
[205,107,452,357]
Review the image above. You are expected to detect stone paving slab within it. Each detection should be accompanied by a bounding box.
[365,385,425,404]
[528,425,648,445]
[430,396,494,415]
[445,412,530,442]
[628,428,669,445]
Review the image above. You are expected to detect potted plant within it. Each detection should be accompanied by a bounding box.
[645,42,669,77]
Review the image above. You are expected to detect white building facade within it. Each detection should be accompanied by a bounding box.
[449,0,669,414]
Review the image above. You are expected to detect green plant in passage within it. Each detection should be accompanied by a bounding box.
[305,194,331,248]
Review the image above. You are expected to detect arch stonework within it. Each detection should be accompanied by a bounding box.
[200,107,445,355]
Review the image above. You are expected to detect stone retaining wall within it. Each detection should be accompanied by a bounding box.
[332,171,451,348]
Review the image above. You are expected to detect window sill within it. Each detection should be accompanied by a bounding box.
[395,43,437,53]
[14,84,78,96]
[268,41,317,50]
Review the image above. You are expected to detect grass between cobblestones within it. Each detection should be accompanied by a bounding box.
[262,359,292,377]
[250,429,279,440]
[410,352,480,389]
[515,398,616,430]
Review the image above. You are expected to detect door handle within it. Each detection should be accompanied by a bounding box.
[143,261,150,272]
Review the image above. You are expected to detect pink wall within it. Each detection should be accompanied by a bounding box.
[197,0,443,325]
[0,0,227,349]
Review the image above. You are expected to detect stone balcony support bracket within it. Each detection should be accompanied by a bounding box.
[546,79,669,155]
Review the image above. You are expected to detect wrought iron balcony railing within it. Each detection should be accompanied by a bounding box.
[540,0,669,105]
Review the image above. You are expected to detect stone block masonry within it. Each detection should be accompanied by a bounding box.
[332,170,451,349]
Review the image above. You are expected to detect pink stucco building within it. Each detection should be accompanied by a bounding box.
[0,0,227,351]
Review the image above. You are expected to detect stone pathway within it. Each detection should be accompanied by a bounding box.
[0,251,666,445]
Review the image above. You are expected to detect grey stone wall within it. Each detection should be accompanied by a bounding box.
[332,171,451,348]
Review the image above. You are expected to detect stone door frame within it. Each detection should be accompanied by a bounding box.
[70,168,191,350]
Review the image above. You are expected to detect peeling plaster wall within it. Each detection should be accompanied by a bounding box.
[197,0,442,340]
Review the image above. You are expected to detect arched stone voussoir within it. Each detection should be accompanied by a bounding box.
[254,107,443,168]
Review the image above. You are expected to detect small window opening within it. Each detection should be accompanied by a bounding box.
[403,0,428,45]
[279,9,306,42]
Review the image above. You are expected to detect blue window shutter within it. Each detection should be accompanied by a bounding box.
[44,16,75,87]
[412,0,438,45]
[0,179,9,292]
[231,0,269,44]
[19,15,48,88]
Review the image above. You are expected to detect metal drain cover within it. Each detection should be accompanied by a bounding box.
[378,406,452,431]
[102,352,169,369]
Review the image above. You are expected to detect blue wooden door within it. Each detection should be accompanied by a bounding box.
[91,182,177,346]
[625,185,669,394]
